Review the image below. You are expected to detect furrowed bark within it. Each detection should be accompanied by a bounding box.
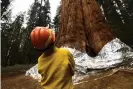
[56,0,115,55]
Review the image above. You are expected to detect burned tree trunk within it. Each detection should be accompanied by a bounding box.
[56,0,115,55]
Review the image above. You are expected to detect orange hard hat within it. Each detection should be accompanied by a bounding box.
[30,27,55,50]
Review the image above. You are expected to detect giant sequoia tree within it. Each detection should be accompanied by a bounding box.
[56,0,115,55]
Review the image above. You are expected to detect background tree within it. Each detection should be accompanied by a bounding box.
[97,0,133,48]
[23,1,42,64]
[41,0,51,27]
[2,13,24,66]
[1,0,10,19]
[53,2,61,33]
[1,1,13,66]
[21,0,52,64]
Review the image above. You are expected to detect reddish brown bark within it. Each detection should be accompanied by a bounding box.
[81,0,115,54]
[55,0,115,55]
[55,0,87,52]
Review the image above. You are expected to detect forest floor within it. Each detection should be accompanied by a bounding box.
[1,65,133,89]
[1,65,43,89]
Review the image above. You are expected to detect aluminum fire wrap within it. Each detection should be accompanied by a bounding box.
[25,38,133,83]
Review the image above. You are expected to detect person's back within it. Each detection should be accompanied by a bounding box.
[38,47,74,89]
[30,27,75,89]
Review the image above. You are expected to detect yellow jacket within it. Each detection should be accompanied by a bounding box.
[38,47,75,89]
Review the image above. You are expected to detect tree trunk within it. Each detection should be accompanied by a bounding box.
[55,0,87,52]
[56,0,115,55]
[81,0,115,54]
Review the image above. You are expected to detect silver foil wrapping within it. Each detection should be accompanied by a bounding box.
[25,38,133,83]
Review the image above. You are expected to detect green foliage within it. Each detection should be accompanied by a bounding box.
[27,1,41,30]
[27,0,51,30]
[1,0,13,23]
[40,0,51,27]
[1,0,52,67]
[2,13,25,66]
[21,0,52,65]
[8,14,24,65]
[53,2,61,33]
[1,9,13,67]
[1,0,10,15]
[97,0,133,48]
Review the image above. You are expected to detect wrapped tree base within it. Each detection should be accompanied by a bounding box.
[55,0,115,55]
[25,0,133,88]
[25,38,133,84]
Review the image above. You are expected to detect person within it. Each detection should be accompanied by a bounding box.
[30,26,75,89]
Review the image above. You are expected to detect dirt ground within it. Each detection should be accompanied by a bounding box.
[74,68,133,89]
[1,65,43,89]
[2,74,43,89]
[1,65,133,89]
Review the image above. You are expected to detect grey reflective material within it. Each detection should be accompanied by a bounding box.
[25,38,133,83]
[65,38,133,73]
[25,64,42,82]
